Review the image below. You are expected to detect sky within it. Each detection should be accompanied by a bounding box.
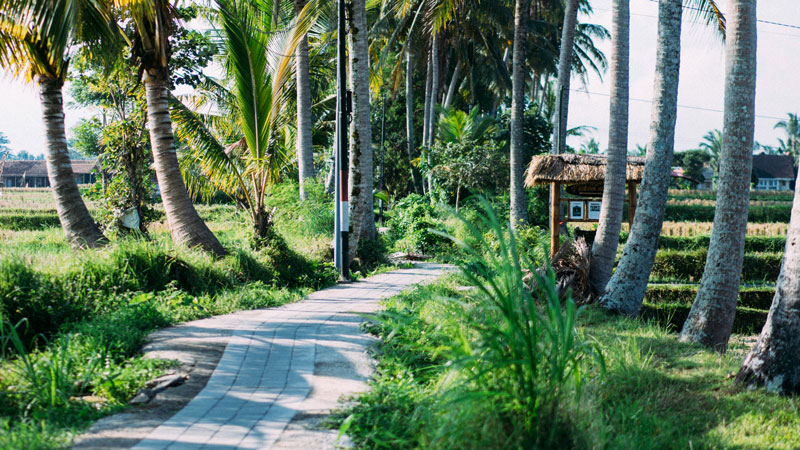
[566,0,800,153]
[0,0,798,156]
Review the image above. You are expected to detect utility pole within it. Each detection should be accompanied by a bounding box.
[334,0,351,281]
[378,92,387,225]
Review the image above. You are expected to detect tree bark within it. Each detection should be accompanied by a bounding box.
[510,0,529,229]
[142,69,226,256]
[406,48,422,194]
[423,50,433,150]
[680,0,757,351]
[737,166,800,393]
[444,59,462,109]
[347,0,375,261]
[551,0,579,155]
[38,77,106,248]
[428,32,440,147]
[597,0,681,316]
[590,0,629,293]
[295,0,314,200]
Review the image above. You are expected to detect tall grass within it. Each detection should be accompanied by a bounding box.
[342,199,603,449]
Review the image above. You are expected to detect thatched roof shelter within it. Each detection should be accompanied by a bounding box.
[524,153,646,187]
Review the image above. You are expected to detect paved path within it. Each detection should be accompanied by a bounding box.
[128,263,448,450]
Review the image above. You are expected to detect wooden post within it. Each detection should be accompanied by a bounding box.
[628,182,637,226]
[550,181,560,258]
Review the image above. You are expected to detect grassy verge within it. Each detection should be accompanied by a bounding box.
[340,278,800,449]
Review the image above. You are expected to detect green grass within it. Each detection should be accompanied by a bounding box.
[341,278,800,449]
[579,309,800,449]
[0,182,349,448]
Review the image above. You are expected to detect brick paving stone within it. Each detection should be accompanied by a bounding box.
[132,263,449,450]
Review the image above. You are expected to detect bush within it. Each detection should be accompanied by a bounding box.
[650,250,781,282]
[342,199,601,449]
[664,204,791,223]
[0,238,335,347]
[640,303,767,334]
[620,233,787,253]
[668,189,794,201]
[645,284,774,310]
[0,211,60,230]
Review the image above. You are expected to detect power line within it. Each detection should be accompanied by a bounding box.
[571,89,787,122]
[645,0,800,31]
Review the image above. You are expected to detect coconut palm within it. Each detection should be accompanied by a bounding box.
[597,0,724,315]
[680,0,757,352]
[0,0,114,248]
[172,0,315,244]
[700,128,722,183]
[774,113,800,161]
[589,0,628,294]
[295,0,314,200]
[597,0,682,316]
[113,0,224,256]
[550,0,579,156]
[347,0,376,260]
[509,0,529,228]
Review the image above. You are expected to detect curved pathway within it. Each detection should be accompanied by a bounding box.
[97,263,448,450]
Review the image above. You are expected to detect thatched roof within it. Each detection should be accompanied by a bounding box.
[525,154,646,187]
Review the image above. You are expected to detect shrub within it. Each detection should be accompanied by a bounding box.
[649,250,781,282]
[621,234,787,253]
[645,284,774,310]
[664,204,791,223]
[640,303,767,334]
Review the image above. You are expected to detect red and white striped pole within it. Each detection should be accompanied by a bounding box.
[334,0,351,281]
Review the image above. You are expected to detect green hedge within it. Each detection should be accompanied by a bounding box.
[0,212,61,230]
[650,250,781,282]
[619,234,787,253]
[664,204,791,223]
[668,190,795,201]
[640,303,767,334]
[645,284,774,310]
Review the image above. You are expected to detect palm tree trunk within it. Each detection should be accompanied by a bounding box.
[142,69,225,256]
[590,0,629,293]
[597,0,682,316]
[423,51,433,150]
[38,77,105,248]
[680,0,757,352]
[510,0,529,229]
[427,32,440,195]
[444,59,462,109]
[737,162,800,393]
[406,48,422,194]
[295,0,314,200]
[551,0,579,155]
[347,0,375,260]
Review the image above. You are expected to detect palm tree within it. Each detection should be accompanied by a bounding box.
[114,0,225,256]
[550,0,579,156]
[598,0,724,315]
[597,0,682,316]
[295,0,314,200]
[0,0,110,248]
[589,0,628,294]
[347,0,376,260]
[774,113,800,161]
[680,0,757,352]
[700,129,722,184]
[173,0,314,243]
[509,0,529,228]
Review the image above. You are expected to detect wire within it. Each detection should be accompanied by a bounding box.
[570,88,787,121]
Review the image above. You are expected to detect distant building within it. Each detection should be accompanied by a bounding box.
[752,154,795,191]
[0,160,97,188]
